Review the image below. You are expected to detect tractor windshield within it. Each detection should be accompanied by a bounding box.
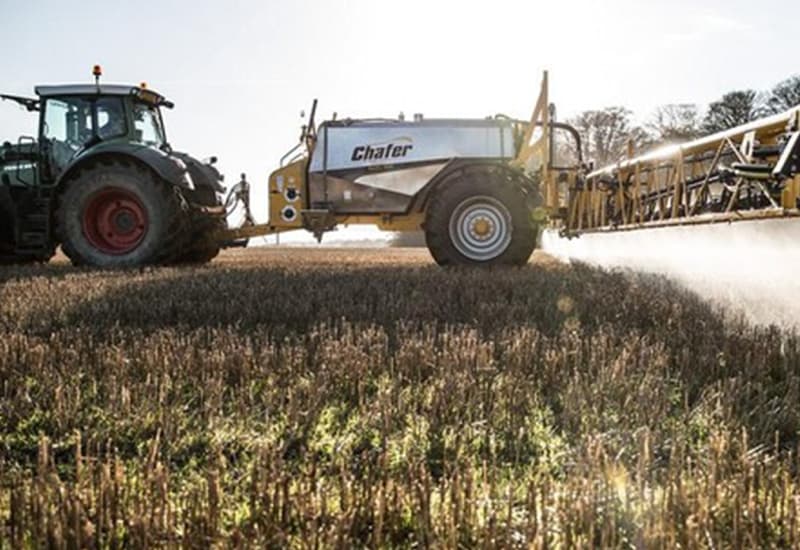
[132,101,166,148]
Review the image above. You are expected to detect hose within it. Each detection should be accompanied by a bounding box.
[223,174,256,225]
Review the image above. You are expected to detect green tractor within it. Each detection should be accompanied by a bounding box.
[1,67,226,266]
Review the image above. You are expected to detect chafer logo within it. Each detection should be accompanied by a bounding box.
[351,138,413,162]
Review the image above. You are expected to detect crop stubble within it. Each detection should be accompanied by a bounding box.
[1,248,799,548]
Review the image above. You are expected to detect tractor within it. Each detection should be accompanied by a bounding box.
[1,66,226,267]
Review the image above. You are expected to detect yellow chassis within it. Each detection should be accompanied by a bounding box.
[222,213,424,241]
[218,156,425,242]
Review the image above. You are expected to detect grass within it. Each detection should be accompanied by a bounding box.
[1,248,799,548]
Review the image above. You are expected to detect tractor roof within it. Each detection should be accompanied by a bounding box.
[34,85,173,108]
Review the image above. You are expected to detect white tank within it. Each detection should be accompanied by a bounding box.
[308,118,516,214]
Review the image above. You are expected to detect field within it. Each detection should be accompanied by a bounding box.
[1,248,800,548]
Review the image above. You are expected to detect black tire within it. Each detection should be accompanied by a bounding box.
[56,160,189,268]
[424,166,537,267]
[173,217,225,264]
[172,187,224,265]
[0,188,16,259]
[0,189,50,265]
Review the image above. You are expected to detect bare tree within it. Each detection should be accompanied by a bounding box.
[647,104,702,144]
[765,75,800,114]
[568,107,650,167]
[562,75,796,167]
[702,90,760,134]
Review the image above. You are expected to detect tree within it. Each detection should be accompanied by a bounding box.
[568,107,650,167]
[647,104,702,144]
[702,90,760,134]
[765,75,800,114]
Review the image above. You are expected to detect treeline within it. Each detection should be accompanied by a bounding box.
[568,74,800,166]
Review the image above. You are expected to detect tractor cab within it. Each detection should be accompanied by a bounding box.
[1,83,172,188]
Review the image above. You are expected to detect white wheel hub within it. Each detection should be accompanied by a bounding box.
[448,196,513,261]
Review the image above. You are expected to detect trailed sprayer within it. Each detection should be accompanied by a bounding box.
[223,71,800,266]
[223,99,554,266]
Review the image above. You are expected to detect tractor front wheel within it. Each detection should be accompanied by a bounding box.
[57,161,188,267]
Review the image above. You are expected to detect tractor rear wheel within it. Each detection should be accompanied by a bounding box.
[57,161,188,267]
[424,167,537,266]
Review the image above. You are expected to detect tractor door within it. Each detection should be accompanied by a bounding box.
[39,96,130,183]
[39,97,95,182]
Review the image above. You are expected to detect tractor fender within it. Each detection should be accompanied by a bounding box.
[170,152,226,194]
[413,160,542,213]
[55,144,195,191]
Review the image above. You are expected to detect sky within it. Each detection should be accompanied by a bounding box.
[2,0,799,243]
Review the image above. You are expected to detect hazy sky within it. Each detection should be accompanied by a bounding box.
[3,0,798,242]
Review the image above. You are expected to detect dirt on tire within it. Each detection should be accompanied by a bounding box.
[172,187,225,265]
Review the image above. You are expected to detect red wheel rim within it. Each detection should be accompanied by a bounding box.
[82,188,148,255]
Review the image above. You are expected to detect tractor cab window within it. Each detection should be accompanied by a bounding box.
[132,102,165,148]
[95,97,127,140]
[43,97,93,172]
[43,98,92,147]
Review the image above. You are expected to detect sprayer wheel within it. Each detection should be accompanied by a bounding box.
[424,166,537,266]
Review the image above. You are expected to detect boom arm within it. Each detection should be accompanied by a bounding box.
[565,106,800,234]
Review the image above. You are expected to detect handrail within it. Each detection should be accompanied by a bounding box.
[280,143,303,167]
